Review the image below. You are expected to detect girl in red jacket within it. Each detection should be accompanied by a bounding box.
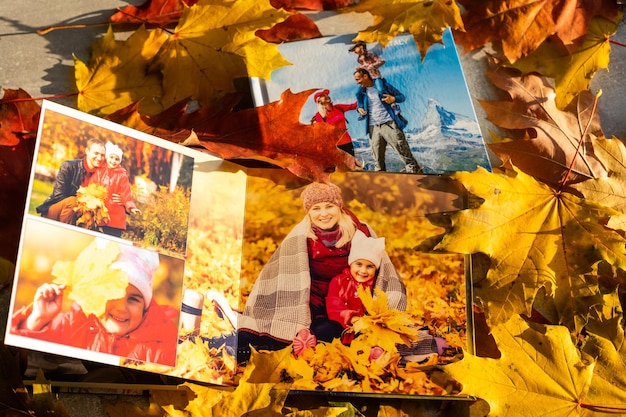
[325,229,384,329]
[12,242,179,366]
[90,141,141,238]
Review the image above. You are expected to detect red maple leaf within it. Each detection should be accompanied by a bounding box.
[256,13,322,43]
[110,0,199,25]
[108,90,358,182]
[0,89,39,262]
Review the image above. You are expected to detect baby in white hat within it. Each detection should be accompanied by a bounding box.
[326,230,386,329]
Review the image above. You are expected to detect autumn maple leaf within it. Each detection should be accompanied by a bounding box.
[109,89,359,182]
[455,0,619,63]
[51,238,128,318]
[482,66,607,187]
[109,0,198,25]
[0,89,40,147]
[342,0,464,59]
[0,90,39,262]
[270,0,359,10]
[571,136,626,215]
[443,315,620,416]
[436,165,626,332]
[255,13,322,43]
[150,0,291,109]
[511,16,618,110]
[75,25,167,116]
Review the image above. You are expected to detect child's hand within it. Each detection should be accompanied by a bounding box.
[130,208,141,215]
[28,283,65,330]
[381,94,395,104]
[357,108,366,116]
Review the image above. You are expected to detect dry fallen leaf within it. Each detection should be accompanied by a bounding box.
[455,0,618,63]
[443,315,609,416]
[482,66,606,187]
[343,0,464,59]
[436,165,626,331]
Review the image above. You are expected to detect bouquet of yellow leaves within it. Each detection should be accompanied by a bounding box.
[74,182,109,230]
[244,287,460,395]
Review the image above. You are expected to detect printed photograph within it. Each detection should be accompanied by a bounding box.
[6,219,185,367]
[204,169,470,395]
[29,104,195,257]
[251,29,492,175]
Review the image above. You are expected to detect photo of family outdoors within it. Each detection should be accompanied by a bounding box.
[251,29,492,175]
[29,106,195,257]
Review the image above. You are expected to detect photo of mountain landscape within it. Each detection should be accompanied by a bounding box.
[251,28,492,175]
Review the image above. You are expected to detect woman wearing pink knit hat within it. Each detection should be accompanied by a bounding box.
[11,240,179,366]
[237,182,406,362]
[310,89,358,156]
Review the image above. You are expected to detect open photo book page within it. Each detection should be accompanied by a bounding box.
[5,100,247,386]
[250,28,492,176]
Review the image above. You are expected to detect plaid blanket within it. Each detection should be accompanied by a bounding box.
[238,218,407,342]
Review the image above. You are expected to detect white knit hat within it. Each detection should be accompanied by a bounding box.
[110,244,159,306]
[105,141,124,162]
[348,230,385,268]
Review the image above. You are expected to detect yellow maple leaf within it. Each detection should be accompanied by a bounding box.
[344,0,464,59]
[51,239,128,318]
[75,25,167,116]
[511,16,617,110]
[151,0,291,109]
[572,136,626,215]
[436,165,626,331]
[443,315,626,416]
[581,305,626,411]
[352,287,418,352]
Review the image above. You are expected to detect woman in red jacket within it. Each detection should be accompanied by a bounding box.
[311,89,358,156]
[12,241,178,366]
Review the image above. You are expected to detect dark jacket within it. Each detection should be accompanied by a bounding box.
[36,159,87,215]
[356,78,407,130]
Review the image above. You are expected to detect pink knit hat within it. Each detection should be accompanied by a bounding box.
[110,244,160,306]
[348,230,385,268]
[301,182,343,213]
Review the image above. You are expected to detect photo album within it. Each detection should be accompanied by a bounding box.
[6,27,487,397]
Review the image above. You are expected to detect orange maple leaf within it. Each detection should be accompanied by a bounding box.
[481,66,606,187]
[270,0,359,10]
[108,90,358,182]
[0,89,40,147]
[455,0,619,62]
[0,89,39,262]
[110,0,198,25]
[255,13,322,43]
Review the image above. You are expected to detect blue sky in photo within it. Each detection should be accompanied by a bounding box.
[254,28,479,133]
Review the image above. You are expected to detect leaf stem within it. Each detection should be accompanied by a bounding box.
[557,90,602,193]
[1,92,78,104]
[609,39,626,48]
[579,401,626,412]
[37,22,113,36]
